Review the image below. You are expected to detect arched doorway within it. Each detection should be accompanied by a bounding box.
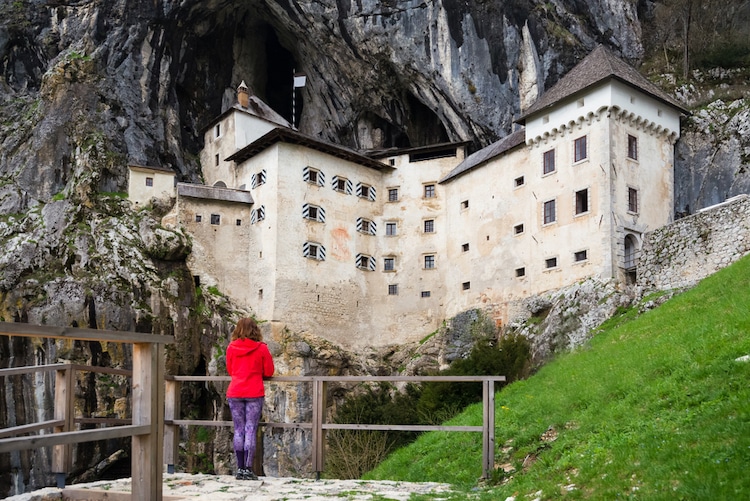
[623,233,639,284]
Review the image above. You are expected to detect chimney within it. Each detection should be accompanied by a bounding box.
[237,80,249,108]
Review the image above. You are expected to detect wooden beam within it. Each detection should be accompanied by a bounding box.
[0,425,150,453]
[0,322,174,344]
[0,420,65,439]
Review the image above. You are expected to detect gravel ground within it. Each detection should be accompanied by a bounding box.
[6,473,458,500]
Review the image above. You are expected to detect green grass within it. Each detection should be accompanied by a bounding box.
[367,255,750,500]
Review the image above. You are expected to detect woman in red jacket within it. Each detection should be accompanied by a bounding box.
[226,317,275,480]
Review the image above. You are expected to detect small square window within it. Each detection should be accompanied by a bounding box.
[462,281,471,290]
[514,223,524,235]
[543,149,555,174]
[575,250,588,262]
[210,214,221,225]
[424,184,436,198]
[461,200,469,209]
[386,222,397,236]
[424,255,435,269]
[389,158,396,166]
[388,284,399,295]
[195,215,202,223]
[543,200,556,224]
[308,170,318,184]
[462,243,470,252]
[384,257,395,271]
[388,188,399,202]
[577,98,585,107]
[145,177,153,187]
[336,178,347,191]
[575,189,589,215]
[424,220,434,233]
[308,206,318,220]
[628,187,639,213]
[236,219,242,226]
[514,176,525,188]
[421,291,431,298]
[515,267,526,278]
[545,257,558,269]
[574,136,587,162]
[628,134,638,160]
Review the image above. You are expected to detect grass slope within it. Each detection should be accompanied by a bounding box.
[366,256,750,500]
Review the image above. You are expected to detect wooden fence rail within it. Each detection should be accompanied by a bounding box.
[1,322,506,500]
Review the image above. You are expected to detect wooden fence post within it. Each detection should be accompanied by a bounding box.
[311,378,327,479]
[481,379,496,479]
[132,342,165,500]
[164,378,180,474]
[52,366,74,488]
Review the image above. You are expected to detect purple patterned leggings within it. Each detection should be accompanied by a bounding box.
[228,397,264,470]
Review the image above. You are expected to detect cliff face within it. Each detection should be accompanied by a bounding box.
[0,0,749,496]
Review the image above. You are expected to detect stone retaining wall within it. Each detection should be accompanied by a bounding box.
[637,194,750,290]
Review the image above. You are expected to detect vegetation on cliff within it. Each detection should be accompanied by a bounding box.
[367,255,750,499]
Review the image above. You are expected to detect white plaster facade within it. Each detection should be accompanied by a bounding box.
[127,164,175,208]
[155,46,686,349]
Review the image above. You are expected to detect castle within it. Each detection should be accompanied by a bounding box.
[129,46,686,348]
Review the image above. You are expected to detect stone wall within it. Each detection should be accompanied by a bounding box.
[637,194,750,290]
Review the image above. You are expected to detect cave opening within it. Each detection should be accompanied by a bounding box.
[261,28,301,127]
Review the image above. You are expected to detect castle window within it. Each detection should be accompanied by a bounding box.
[627,135,638,160]
[574,250,588,262]
[628,187,639,213]
[214,154,219,166]
[424,219,434,233]
[386,222,397,236]
[210,214,221,225]
[303,203,326,223]
[514,176,525,188]
[543,149,555,174]
[424,255,435,269]
[303,242,326,261]
[388,187,399,202]
[421,291,431,298]
[356,217,376,235]
[236,219,242,226]
[303,166,325,186]
[545,257,558,269]
[215,123,221,138]
[574,136,587,162]
[389,158,396,166]
[575,189,589,215]
[251,170,267,189]
[462,281,471,290]
[514,223,524,235]
[251,206,265,224]
[383,257,395,271]
[462,243,470,252]
[424,184,436,198]
[543,199,556,225]
[515,267,526,278]
[388,284,399,295]
[356,254,376,271]
[461,200,469,210]
[357,182,376,201]
[145,177,153,187]
[332,176,353,194]
[195,215,202,223]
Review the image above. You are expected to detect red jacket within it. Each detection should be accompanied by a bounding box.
[226,338,275,398]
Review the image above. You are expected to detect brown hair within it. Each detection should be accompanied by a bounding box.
[231,317,262,342]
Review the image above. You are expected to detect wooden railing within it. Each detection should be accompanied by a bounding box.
[0,322,173,501]
[0,321,506,499]
[165,374,506,479]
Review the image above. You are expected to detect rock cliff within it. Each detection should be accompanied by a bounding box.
[1,0,749,496]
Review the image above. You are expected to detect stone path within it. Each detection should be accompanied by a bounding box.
[8,473,457,500]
